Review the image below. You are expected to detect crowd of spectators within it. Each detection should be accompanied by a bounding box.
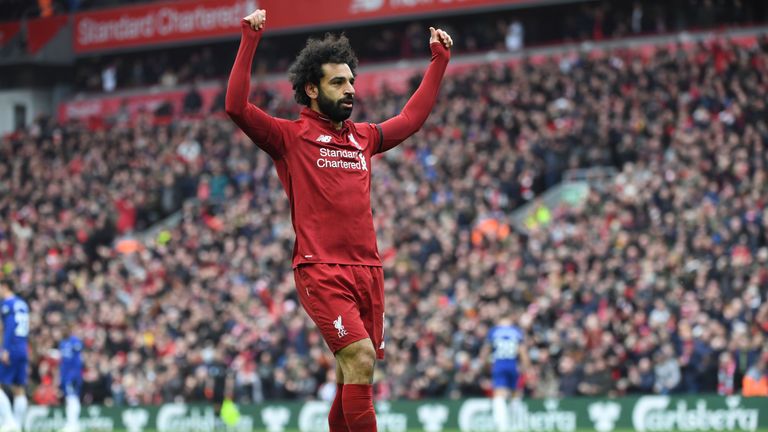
[69,0,768,93]
[2,27,768,406]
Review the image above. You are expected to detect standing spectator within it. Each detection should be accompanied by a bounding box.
[183,84,203,115]
[505,20,524,52]
[557,355,581,396]
[653,345,681,394]
[742,353,768,397]
[718,352,737,396]
[627,357,655,394]
[101,63,117,93]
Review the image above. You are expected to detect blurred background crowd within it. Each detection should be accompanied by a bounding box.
[74,0,765,94]
[3,0,766,94]
[1,0,768,408]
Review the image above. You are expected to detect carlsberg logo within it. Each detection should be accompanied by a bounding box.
[25,406,115,431]
[156,403,253,432]
[633,396,759,431]
[157,404,214,431]
[458,398,576,432]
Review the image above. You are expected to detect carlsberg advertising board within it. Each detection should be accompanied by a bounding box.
[14,395,768,431]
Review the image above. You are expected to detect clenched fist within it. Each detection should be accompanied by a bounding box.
[429,27,453,49]
[243,9,266,31]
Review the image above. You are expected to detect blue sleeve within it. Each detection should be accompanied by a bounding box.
[2,308,11,351]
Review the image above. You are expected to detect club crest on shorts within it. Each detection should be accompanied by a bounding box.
[334,315,348,338]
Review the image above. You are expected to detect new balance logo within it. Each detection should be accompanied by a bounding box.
[334,315,348,338]
[316,134,333,143]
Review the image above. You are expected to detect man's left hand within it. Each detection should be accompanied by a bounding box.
[429,27,453,49]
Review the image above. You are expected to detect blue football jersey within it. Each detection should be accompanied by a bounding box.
[1,296,29,357]
[59,336,83,378]
[488,325,523,369]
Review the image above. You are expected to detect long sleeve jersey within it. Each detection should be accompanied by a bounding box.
[226,21,449,267]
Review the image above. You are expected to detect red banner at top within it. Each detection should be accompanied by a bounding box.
[74,0,252,53]
[74,0,526,53]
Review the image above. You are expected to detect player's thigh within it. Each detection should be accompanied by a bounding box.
[353,266,386,360]
[0,360,25,387]
[0,363,13,386]
[294,264,370,354]
[62,377,82,397]
[12,356,28,387]
[491,368,519,392]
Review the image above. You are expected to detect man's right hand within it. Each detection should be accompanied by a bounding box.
[243,9,266,31]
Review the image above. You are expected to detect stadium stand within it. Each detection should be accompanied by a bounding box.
[64,0,766,93]
[2,27,767,407]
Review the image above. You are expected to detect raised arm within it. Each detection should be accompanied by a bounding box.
[376,27,452,154]
[225,9,285,159]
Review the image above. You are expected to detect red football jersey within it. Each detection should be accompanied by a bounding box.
[227,22,449,268]
[258,107,383,267]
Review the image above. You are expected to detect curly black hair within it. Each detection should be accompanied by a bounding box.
[288,33,358,107]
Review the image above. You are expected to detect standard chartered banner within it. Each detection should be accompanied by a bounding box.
[21,395,768,431]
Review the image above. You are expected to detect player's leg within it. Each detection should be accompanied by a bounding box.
[492,387,510,432]
[0,363,19,431]
[293,264,375,432]
[11,357,27,431]
[328,363,348,432]
[0,387,18,432]
[510,386,524,427]
[336,338,377,431]
[10,386,25,431]
[63,378,82,432]
[333,265,385,431]
[336,339,375,383]
[491,368,513,432]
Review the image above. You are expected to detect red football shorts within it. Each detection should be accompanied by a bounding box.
[294,264,385,359]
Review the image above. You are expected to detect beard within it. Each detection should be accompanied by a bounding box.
[317,88,353,122]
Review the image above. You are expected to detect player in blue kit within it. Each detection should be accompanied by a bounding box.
[486,314,530,432]
[57,323,83,432]
[0,280,29,432]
